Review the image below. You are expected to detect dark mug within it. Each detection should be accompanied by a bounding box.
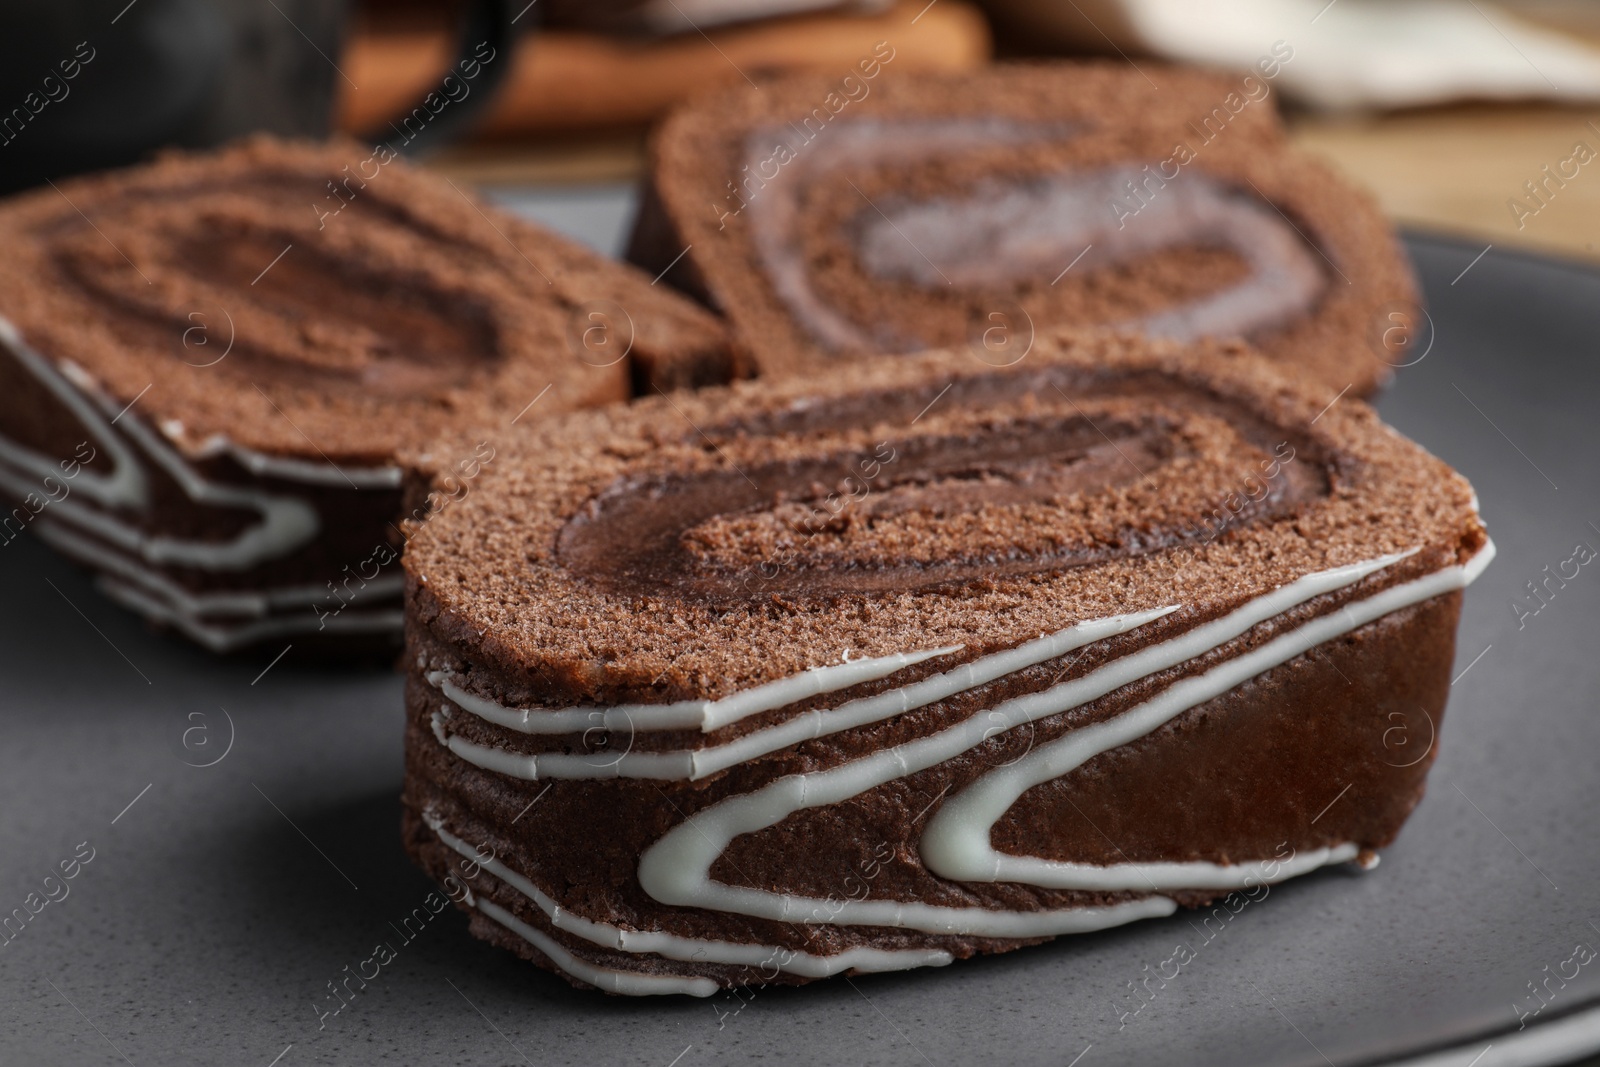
[0,0,520,195]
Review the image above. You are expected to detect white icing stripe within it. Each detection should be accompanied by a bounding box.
[474,899,719,997]
[633,548,1477,931]
[59,359,321,571]
[423,544,1486,996]
[0,314,394,491]
[0,323,319,570]
[0,315,415,646]
[429,643,967,736]
[440,811,1358,995]
[431,610,1176,781]
[97,577,402,653]
[0,436,318,575]
[0,339,146,513]
[922,548,1495,888]
[188,432,399,488]
[0,316,396,583]
[427,816,954,982]
[34,519,403,616]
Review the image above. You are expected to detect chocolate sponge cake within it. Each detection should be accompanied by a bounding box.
[0,137,732,651]
[400,331,1489,995]
[629,61,1417,397]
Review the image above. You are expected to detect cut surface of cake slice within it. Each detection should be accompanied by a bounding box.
[400,330,1488,995]
[629,61,1418,398]
[0,137,733,651]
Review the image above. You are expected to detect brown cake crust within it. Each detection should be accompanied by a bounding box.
[628,61,1416,398]
[0,137,734,651]
[405,592,1457,991]
[405,333,1479,695]
[0,136,733,463]
[400,331,1486,993]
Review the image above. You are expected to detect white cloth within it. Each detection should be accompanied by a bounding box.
[988,0,1600,110]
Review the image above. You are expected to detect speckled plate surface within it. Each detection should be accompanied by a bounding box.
[1,191,1596,1066]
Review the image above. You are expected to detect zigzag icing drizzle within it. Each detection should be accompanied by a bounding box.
[0,317,400,650]
[424,541,1493,994]
[426,815,957,998]
[427,613,1165,780]
[923,548,1491,887]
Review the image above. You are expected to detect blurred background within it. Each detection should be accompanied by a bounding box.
[1,5,1598,1066]
[353,0,1600,266]
[4,0,1600,263]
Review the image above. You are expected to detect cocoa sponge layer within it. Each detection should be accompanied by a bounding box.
[0,135,734,465]
[629,61,1416,398]
[0,136,734,651]
[400,331,1486,993]
[404,330,1482,704]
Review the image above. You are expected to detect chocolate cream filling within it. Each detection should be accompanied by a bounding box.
[741,118,1326,351]
[857,167,1326,342]
[557,367,1329,599]
[39,172,506,400]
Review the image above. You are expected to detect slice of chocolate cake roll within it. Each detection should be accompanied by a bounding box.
[629,61,1418,397]
[0,137,733,652]
[400,330,1489,995]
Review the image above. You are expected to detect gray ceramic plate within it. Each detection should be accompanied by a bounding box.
[1,188,1597,1067]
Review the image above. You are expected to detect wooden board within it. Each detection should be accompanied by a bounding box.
[1290,104,1600,266]
[338,0,990,139]
[347,0,1600,265]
